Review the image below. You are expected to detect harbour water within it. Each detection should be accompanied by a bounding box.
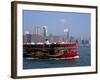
[23,47,91,69]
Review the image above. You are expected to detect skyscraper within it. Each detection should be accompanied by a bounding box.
[64,28,69,42]
[43,26,48,42]
[43,26,48,37]
[33,25,43,36]
[31,25,44,43]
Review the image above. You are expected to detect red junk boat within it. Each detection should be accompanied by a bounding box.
[23,41,79,60]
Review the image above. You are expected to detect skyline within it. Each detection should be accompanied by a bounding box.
[23,10,91,39]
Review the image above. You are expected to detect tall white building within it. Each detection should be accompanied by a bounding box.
[43,26,48,37]
[64,28,69,42]
[31,25,44,43]
[43,26,48,42]
[33,25,43,35]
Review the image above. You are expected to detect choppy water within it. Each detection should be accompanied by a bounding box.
[23,47,91,69]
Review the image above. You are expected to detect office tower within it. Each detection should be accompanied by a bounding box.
[64,28,69,42]
[43,26,48,42]
[32,25,44,43]
[33,25,43,36]
[43,26,48,37]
